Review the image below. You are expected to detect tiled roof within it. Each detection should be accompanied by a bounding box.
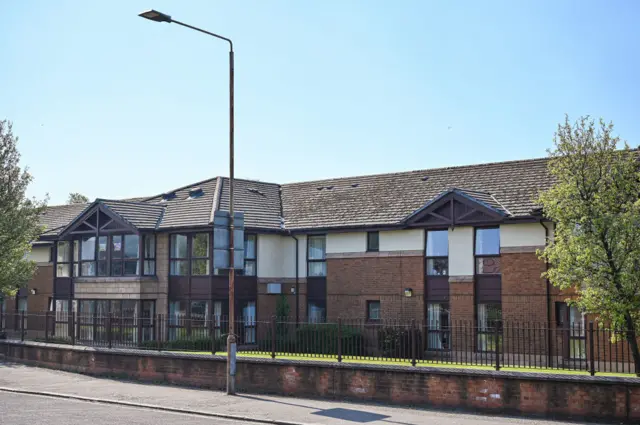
[280,157,552,230]
[145,178,219,229]
[217,178,283,230]
[100,200,165,229]
[40,203,90,237]
[38,156,554,235]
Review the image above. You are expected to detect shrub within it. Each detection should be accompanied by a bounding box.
[138,335,227,353]
[378,326,421,359]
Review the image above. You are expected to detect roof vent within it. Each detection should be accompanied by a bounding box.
[188,187,204,199]
[325,186,334,190]
[161,192,176,201]
[351,183,359,188]
[421,176,429,181]
[317,187,324,191]
[247,188,265,196]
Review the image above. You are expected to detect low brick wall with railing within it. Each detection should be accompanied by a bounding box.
[1,339,640,423]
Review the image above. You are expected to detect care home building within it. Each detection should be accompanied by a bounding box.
[4,156,582,348]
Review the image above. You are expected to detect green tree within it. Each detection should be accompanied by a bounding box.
[538,115,640,373]
[67,192,88,204]
[0,120,47,296]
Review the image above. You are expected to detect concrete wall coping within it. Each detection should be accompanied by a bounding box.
[74,276,159,284]
[3,339,639,387]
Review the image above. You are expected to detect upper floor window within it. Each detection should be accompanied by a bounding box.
[244,234,257,276]
[426,230,448,276]
[170,233,210,276]
[367,231,379,252]
[475,227,500,274]
[307,235,326,277]
[56,235,153,278]
[367,300,381,321]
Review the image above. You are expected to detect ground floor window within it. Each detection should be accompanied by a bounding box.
[241,301,256,344]
[64,299,155,343]
[308,300,326,323]
[477,303,502,352]
[427,303,450,350]
[556,302,586,360]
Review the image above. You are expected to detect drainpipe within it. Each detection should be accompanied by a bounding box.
[289,232,300,323]
[539,220,553,367]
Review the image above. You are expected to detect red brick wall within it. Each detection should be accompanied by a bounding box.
[2,340,640,423]
[4,265,54,315]
[501,252,547,324]
[326,256,424,321]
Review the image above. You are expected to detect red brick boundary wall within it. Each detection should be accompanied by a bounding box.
[1,341,640,423]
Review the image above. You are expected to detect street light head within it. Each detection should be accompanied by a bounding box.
[138,9,172,23]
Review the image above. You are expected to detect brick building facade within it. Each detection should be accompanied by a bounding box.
[3,156,603,361]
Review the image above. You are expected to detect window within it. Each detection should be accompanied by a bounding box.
[56,241,71,277]
[426,230,448,276]
[123,234,140,275]
[308,301,326,323]
[244,234,257,276]
[556,302,586,360]
[143,234,156,275]
[367,301,381,321]
[427,303,450,350]
[97,236,108,276]
[170,234,189,276]
[242,301,256,344]
[308,235,326,277]
[111,235,123,275]
[16,296,27,330]
[477,303,502,352]
[367,231,379,252]
[475,228,501,274]
[171,233,210,276]
[80,236,96,276]
[191,233,210,276]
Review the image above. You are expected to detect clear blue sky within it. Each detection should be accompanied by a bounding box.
[2,1,639,205]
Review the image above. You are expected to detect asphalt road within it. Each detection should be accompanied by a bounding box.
[0,392,248,425]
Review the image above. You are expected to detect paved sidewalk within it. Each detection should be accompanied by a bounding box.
[0,362,594,425]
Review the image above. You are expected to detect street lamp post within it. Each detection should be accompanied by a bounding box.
[139,9,237,395]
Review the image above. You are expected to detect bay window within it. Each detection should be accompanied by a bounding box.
[57,233,155,278]
[143,234,156,275]
[80,236,96,276]
[307,235,327,277]
[56,241,71,277]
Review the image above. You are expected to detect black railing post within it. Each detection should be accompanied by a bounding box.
[337,318,343,363]
[210,314,215,355]
[73,311,79,345]
[411,319,417,367]
[20,311,25,341]
[44,311,50,343]
[137,314,143,347]
[107,313,112,349]
[271,316,277,359]
[156,314,161,351]
[494,321,501,371]
[589,321,596,376]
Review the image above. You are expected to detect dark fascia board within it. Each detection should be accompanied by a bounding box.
[58,202,138,239]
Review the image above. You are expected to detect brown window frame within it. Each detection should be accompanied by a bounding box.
[366,300,381,322]
[307,234,327,277]
[474,227,501,275]
[243,234,257,276]
[425,229,449,276]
